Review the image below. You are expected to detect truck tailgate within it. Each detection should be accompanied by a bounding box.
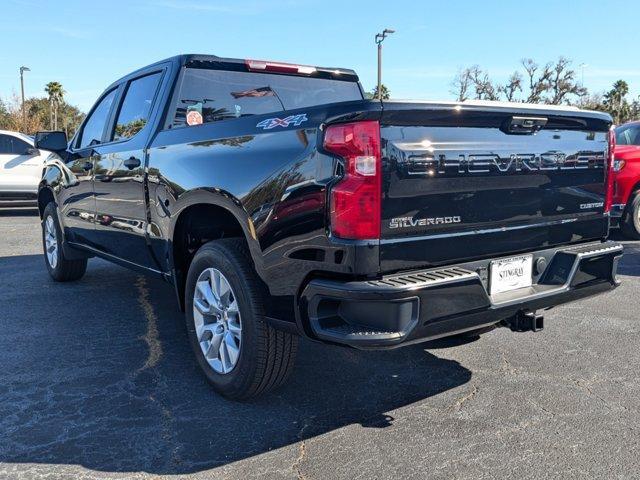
[379,102,612,273]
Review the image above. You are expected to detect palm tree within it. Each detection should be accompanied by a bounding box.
[45,82,65,130]
[371,84,391,100]
[603,80,630,123]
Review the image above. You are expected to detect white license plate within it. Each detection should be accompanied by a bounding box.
[489,255,533,295]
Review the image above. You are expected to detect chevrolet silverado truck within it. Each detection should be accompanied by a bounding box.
[35,54,623,399]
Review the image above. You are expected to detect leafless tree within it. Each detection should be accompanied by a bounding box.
[451,66,499,101]
[521,59,553,103]
[451,67,474,101]
[470,66,500,101]
[451,58,588,105]
[547,57,587,104]
[498,72,523,102]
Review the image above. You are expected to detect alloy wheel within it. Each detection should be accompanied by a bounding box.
[193,268,242,374]
[44,216,58,269]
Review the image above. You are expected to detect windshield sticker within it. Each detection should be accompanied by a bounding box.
[256,114,308,130]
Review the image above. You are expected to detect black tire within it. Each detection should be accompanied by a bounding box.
[621,194,640,239]
[185,238,298,400]
[42,203,88,282]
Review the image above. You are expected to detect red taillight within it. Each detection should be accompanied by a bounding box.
[605,126,616,213]
[324,120,381,240]
[245,59,316,75]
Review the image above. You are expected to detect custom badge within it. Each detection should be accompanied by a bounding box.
[256,114,308,130]
[186,110,203,126]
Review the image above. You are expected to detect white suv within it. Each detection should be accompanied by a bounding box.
[0,130,54,203]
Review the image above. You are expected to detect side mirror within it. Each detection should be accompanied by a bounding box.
[34,131,68,152]
[25,147,40,156]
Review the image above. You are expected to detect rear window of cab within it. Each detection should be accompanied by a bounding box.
[169,68,363,128]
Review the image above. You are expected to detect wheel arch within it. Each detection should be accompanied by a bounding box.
[621,179,640,215]
[618,180,640,239]
[37,161,67,218]
[629,180,640,197]
[168,191,266,311]
[37,186,55,219]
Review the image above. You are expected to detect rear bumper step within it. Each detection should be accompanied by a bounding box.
[297,241,623,349]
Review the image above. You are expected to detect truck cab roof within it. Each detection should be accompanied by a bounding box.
[111,54,359,90]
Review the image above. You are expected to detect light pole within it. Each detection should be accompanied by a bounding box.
[375,28,394,99]
[579,63,588,87]
[19,66,30,129]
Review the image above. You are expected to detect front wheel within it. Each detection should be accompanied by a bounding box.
[621,194,640,239]
[42,203,87,282]
[185,238,298,400]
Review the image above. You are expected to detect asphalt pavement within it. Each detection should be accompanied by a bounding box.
[0,207,638,479]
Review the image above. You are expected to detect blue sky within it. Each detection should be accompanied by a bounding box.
[3,0,640,112]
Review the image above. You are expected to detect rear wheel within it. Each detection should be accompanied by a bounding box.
[42,203,87,282]
[185,238,298,400]
[621,194,640,239]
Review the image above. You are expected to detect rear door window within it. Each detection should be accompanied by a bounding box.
[112,72,162,141]
[170,68,362,128]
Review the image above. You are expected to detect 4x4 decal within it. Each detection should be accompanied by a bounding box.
[256,114,308,130]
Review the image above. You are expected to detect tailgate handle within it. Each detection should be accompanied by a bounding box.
[502,116,547,135]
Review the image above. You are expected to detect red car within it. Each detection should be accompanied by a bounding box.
[611,121,640,238]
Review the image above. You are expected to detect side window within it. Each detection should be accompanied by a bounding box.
[0,135,13,154]
[616,127,630,145]
[12,138,30,154]
[615,125,640,146]
[0,135,30,155]
[112,72,162,141]
[78,89,117,149]
[629,127,640,146]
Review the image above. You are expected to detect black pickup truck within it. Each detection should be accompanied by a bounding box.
[35,54,623,399]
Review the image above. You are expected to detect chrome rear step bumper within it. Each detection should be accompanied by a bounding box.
[297,241,623,349]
